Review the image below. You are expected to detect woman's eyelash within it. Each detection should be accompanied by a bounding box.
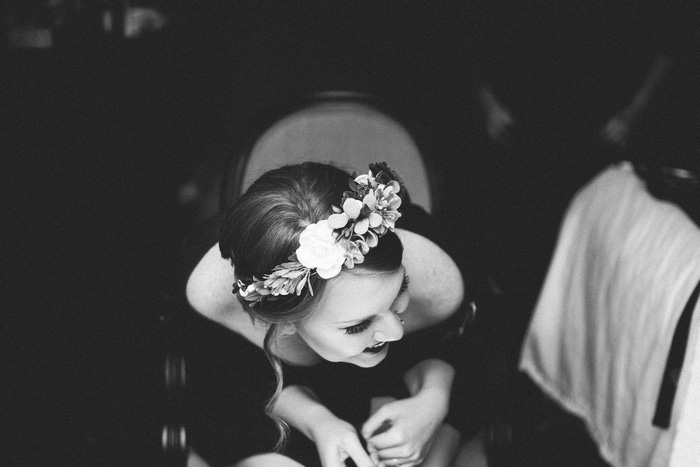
[400,274,410,293]
[344,319,372,335]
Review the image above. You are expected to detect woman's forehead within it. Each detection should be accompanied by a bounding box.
[309,267,405,322]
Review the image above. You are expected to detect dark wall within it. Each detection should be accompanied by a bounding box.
[2,2,697,465]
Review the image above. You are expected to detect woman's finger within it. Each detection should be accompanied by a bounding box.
[366,428,405,451]
[374,444,418,461]
[362,408,394,440]
[377,457,421,467]
[342,439,376,467]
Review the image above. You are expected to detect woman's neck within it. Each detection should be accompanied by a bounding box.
[272,331,323,366]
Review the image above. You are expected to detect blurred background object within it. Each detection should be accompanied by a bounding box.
[4,0,169,48]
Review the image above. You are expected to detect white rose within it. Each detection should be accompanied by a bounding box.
[296,220,346,279]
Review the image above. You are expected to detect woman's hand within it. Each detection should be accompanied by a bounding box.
[361,388,449,467]
[273,385,376,467]
[310,413,376,467]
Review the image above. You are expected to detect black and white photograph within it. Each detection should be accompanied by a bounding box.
[3,1,699,466]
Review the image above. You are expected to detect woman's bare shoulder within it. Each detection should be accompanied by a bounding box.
[186,243,265,346]
[186,243,237,318]
[396,229,465,329]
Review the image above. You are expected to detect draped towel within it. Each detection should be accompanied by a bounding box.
[519,163,700,467]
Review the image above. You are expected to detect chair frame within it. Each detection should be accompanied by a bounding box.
[219,91,443,213]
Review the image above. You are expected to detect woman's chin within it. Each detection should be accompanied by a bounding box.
[350,342,390,367]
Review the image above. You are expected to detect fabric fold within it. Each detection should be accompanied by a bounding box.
[519,162,700,467]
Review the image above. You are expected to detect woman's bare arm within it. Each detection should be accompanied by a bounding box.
[186,243,265,347]
[396,229,465,332]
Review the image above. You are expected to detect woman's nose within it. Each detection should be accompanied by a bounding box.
[372,312,404,342]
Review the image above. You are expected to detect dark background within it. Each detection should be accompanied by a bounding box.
[2,1,698,466]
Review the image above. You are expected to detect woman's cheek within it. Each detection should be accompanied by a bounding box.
[395,294,410,314]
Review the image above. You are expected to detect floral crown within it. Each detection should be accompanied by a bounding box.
[232,162,404,306]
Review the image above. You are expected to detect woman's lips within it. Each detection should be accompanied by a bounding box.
[363,341,388,354]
